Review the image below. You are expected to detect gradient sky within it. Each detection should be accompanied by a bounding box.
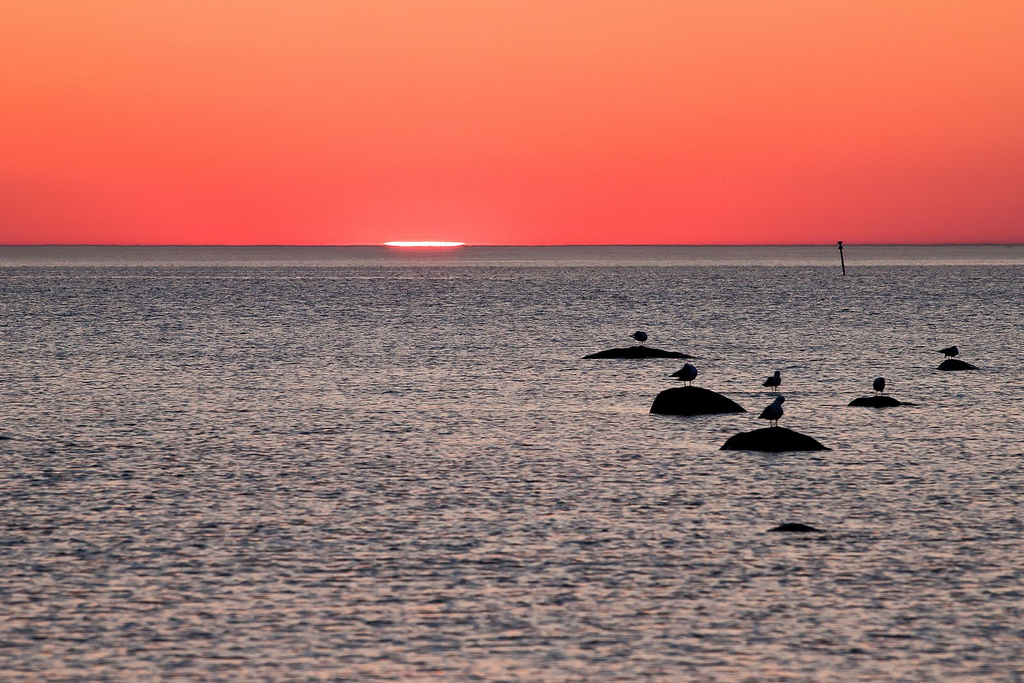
[3,1,1024,245]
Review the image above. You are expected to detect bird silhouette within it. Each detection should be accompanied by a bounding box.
[762,370,781,393]
[630,331,648,346]
[759,396,785,427]
[939,345,959,359]
[671,363,698,386]
[873,377,886,395]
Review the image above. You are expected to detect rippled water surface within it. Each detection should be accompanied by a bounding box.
[2,246,1023,681]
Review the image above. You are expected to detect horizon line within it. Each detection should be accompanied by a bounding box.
[1,242,1021,248]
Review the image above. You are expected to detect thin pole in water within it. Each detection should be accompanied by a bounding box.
[837,241,846,276]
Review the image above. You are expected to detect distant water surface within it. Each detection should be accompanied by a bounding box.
[3,242,1024,266]
[1,245,1022,680]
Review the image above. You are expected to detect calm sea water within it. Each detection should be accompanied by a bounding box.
[2,245,1023,681]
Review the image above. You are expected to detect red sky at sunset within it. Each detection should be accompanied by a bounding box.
[3,1,1023,245]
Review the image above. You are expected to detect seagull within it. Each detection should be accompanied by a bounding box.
[630,331,648,346]
[759,395,785,428]
[873,377,886,395]
[671,362,698,386]
[939,345,959,359]
[762,370,781,393]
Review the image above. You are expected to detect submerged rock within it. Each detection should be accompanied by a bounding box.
[583,346,693,359]
[938,359,978,371]
[769,523,821,533]
[720,427,830,452]
[848,395,904,408]
[650,386,746,416]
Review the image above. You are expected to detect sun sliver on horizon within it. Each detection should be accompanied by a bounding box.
[384,241,466,248]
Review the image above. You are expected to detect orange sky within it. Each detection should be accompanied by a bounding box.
[2,1,1023,245]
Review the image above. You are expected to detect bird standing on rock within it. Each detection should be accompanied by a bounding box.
[672,363,698,386]
[630,331,648,346]
[939,345,959,359]
[873,377,886,395]
[759,396,785,427]
[763,370,781,393]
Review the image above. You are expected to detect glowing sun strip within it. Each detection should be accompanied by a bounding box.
[384,241,466,247]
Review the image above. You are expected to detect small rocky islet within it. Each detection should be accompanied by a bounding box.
[650,386,745,416]
[584,331,696,359]
[583,346,693,359]
[720,427,830,452]
[848,395,905,407]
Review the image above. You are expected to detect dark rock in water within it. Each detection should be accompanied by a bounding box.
[848,395,904,408]
[769,523,821,533]
[938,359,978,371]
[583,346,693,359]
[720,427,830,452]
[650,386,746,416]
